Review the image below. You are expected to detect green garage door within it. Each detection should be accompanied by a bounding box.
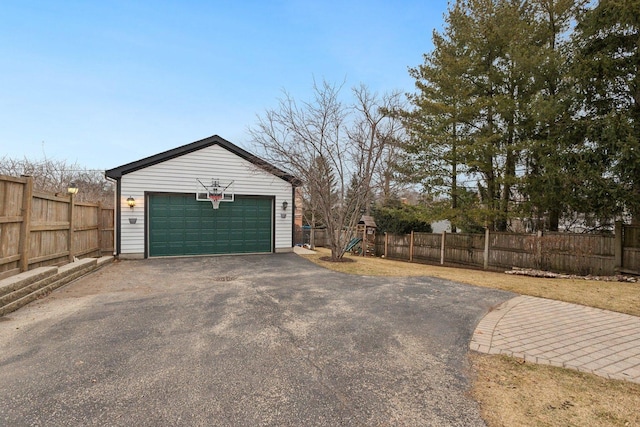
[149,194,272,257]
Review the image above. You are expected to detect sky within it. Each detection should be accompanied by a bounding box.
[1,0,449,170]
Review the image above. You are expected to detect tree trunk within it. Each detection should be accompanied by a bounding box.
[310,211,316,249]
[497,150,515,232]
[451,123,458,233]
[548,208,560,231]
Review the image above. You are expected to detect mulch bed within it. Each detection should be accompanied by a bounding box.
[319,256,356,263]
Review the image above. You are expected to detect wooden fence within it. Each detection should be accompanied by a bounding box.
[0,175,114,280]
[378,224,639,276]
[295,227,330,248]
[620,223,640,275]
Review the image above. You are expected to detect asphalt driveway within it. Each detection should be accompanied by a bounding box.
[0,254,512,426]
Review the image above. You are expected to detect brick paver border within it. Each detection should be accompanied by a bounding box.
[470,296,640,384]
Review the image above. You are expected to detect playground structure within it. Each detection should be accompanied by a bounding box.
[347,215,377,256]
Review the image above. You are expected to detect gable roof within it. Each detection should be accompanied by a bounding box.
[359,215,377,228]
[105,134,300,185]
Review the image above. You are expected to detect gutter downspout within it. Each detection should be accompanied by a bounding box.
[105,175,119,257]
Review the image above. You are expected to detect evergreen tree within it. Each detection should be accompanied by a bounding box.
[371,199,432,235]
[400,8,475,232]
[573,0,640,224]
[402,0,629,232]
[403,0,543,231]
[518,0,586,231]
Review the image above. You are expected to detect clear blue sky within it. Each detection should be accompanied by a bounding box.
[1,1,449,170]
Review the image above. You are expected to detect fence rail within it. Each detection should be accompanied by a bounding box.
[377,224,638,276]
[0,175,114,280]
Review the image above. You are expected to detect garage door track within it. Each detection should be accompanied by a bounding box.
[0,254,511,426]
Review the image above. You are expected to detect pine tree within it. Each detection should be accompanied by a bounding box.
[518,0,586,231]
[403,0,544,231]
[573,0,640,224]
[400,6,475,232]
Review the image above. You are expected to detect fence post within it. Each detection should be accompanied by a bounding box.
[483,228,490,270]
[361,225,367,257]
[440,231,446,265]
[68,193,76,262]
[409,231,414,262]
[310,213,315,249]
[18,176,33,272]
[384,232,388,258]
[97,203,103,255]
[536,230,543,269]
[614,221,623,271]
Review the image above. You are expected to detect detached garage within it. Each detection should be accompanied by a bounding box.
[105,135,299,258]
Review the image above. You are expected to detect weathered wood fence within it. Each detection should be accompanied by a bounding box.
[620,222,640,275]
[0,175,114,280]
[377,224,640,276]
[295,227,330,247]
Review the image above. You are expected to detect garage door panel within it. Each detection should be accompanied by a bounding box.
[149,194,272,257]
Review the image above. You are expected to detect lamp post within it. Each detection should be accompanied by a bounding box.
[67,183,78,262]
[67,182,79,195]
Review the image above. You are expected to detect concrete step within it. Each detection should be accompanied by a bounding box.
[0,267,57,298]
[0,256,113,317]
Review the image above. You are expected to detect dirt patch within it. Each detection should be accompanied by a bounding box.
[319,256,356,263]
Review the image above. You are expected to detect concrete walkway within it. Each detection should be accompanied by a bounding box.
[471,295,640,384]
[293,246,316,254]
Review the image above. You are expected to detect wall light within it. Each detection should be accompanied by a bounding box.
[127,196,136,209]
[282,201,288,210]
[67,182,79,195]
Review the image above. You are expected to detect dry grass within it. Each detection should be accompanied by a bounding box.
[300,248,640,427]
[299,248,640,317]
[470,353,640,427]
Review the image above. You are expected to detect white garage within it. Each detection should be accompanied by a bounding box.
[105,135,299,258]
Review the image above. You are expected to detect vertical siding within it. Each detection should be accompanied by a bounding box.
[119,145,293,255]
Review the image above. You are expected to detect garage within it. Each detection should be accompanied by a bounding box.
[148,194,273,256]
[105,135,299,259]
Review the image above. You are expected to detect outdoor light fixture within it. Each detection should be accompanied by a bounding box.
[67,182,79,195]
[127,196,136,209]
[282,201,288,210]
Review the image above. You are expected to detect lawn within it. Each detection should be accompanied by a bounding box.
[299,248,640,317]
[299,248,640,427]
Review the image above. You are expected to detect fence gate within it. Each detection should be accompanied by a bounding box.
[620,224,640,275]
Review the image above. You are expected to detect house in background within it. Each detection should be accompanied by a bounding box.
[431,220,453,234]
[105,135,299,259]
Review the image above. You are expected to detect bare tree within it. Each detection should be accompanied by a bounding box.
[249,79,404,260]
[349,85,407,206]
[0,156,114,206]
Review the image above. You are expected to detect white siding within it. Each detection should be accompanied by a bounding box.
[119,144,293,255]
